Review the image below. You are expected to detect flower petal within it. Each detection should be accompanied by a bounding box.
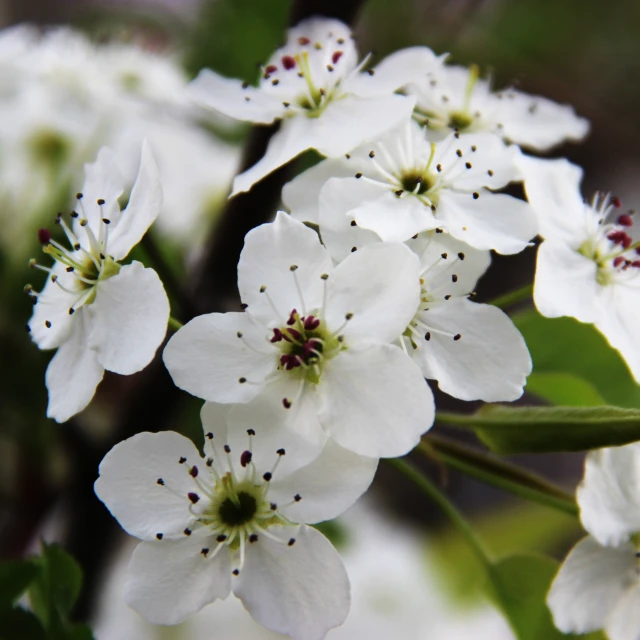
[88,262,169,375]
[436,189,537,254]
[45,310,104,423]
[411,298,531,402]
[325,242,420,345]
[188,68,284,124]
[107,140,163,260]
[319,343,434,458]
[237,212,332,326]
[125,538,231,625]
[533,240,600,323]
[163,312,275,403]
[95,431,201,540]
[547,536,632,635]
[577,443,640,547]
[271,439,378,524]
[234,524,349,640]
[606,582,640,640]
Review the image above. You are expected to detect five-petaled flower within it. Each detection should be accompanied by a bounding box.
[163,212,434,460]
[283,120,537,255]
[27,142,169,422]
[407,63,590,151]
[548,443,640,640]
[95,402,378,639]
[520,156,640,382]
[187,17,443,195]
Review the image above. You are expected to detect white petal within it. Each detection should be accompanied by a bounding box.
[88,262,168,375]
[107,140,163,260]
[237,212,332,326]
[310,94,416,157]
[318,176,387,261]
[282,158,354,225]
[271,439,378,524]
[533,241,600,323]
[234,525,349,640]
[163,312,275,403]
[94,431,201,540]
[125,538,231,625]
[45,311,104,423]
[547,536,632,635]
[345,47,444,98]
[606,582,640,640]
[411,298,531,401]
[595,285,640,383]
[319,344,434,458]
[577,444,640,547]
[188,68,284,124]
[352,191,437,242]
[436,189,537,254]
[325,242,421,345]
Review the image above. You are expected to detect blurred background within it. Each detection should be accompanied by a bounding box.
[0,0,639,638]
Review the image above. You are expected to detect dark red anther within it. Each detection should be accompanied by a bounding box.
[286,328,302,341]
[304,316,321,331]
[271,328,284,343]
[240,450,253,468]
[302,339,320,358]
[189,466,199,478]
[613,256,625,268]
[187,492,200,504]
[632,261,640,268]
[38,228,51,245]
[298,36,310,45]
[287,309,298,325]
[332,51,343,64]
[622,234,632,250]
[618,213,633,227]
[265,64,277,74]
[611,196,622,208]
[282,55,296,70]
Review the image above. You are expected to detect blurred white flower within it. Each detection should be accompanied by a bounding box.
[521,156,640,382]
[548,443,640,640]
[163,213,434,460]
[189,16,443,194]
[408,64,589,152]
[283,120,537,255]
[27,143,169,422]
[95,403,377,638]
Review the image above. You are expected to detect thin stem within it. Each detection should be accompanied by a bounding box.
[420,436,578,517]
[168,316,183,331]
[489,284,533,310]
[434,411,478,429]
[386,457,492,569]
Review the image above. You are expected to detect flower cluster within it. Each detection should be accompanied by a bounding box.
[23,11,638,640]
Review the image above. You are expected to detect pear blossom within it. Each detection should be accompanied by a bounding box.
[188,17,444,195]
[27,142,169,422]
[520,156,640,382]
[95,402,378,639]
[407,63,589,151]
[164,212,434,460]
[282,120,537,254]
[548,443,640,640]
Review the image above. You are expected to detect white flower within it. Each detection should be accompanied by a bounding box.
[520,156,640,382]
[548,444,640,640]
[163,212,434,459]
[407,63,589,151]
[94,402,378,638]
[282,120,537,255]
[188,17,443,195]
[27,142,169,422]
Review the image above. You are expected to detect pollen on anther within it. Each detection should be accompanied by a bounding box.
[224,444,231,453]
[488,170,494,177]
[444,294,452,300]
[232,569,240,576]
[270,502,277,511]
[351,246,357,252]
[239,377,247,384]
[453,334,462,341]
[289,264,298,271]
[188,492,200,503]
[184,528,192,536]
[206,458,213,467]
[179,457,187,464]
[441,253,448,259]
[294,494,302,502]
[355,173,362,179]
[369,150,375,158]
[425,332,431,341]
[367,69,375,76]
[156,533,163,540]
[45,320,52,328]
[452,274,458,283]
[395,189,404,197]
[157,478,165,485]
[456,149,463,157]
[240,450,253,467]
[472,192,479,199]
[263,472,273,482]
[201,548,209,557]
[190,466,199,478]
[247,428,256,436]
[217,534,227,542]
[345,312,354,320]
[436,163,442,172]
[249,534,259,543]
[282,398,292,409]
[465,162,472,169]
[321,273,329,279]
[288,538,296,546]
[458,252,465,260]
[76,193,83,200]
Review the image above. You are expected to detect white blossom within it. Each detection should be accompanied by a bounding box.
[521,156,640,382]
[188,17,443,195]
[548,444,640,640]
[407,63,589,151]
[27,142,169,422]
[283,120,537,254]
[95,402,378,638]
[163,212,434,460]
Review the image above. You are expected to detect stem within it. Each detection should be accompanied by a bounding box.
[386,457,492,569]
[168,316,183,331]
[489,284,533,310]
[420,436,578,516]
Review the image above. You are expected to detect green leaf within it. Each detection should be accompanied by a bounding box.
[525,372,606,407]
[65,623,95,640]
[0,561,40,605]
[0,606,46,640]
[514,311,640,408]
[443,405,640,454]
[487,553,605,640]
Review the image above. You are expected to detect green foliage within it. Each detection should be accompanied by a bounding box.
[0,606,46,640]
[0,561,40,605]
[525,373,606,407]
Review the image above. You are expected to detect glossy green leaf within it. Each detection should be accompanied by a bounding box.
[0,560,40,605]
[525,372,606,407]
